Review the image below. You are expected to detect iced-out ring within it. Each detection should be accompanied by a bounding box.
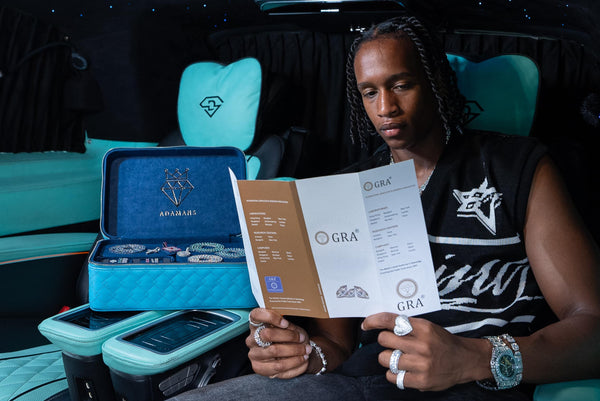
[254,325,271,348]
[393,315,413,337]
[389,349,402,374]
[396,370,406,390]
[248,316,262,327]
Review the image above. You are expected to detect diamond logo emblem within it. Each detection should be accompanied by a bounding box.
[199,96,224,117]
[161,168,194,207]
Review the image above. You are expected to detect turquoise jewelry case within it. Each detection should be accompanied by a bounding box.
[87,146,258,311]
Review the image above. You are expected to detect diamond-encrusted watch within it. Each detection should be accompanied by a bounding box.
[477,335,523,390]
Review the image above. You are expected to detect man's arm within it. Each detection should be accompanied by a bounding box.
[518,155,600,381]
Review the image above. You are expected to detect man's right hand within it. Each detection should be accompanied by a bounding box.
[246,308,312,379]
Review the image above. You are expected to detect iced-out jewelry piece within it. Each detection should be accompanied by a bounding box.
[187,254,223,263]
[389,349,402,375]
[396,370,406,390]
[162,242,181,254]
[501,334,523,384]
[146,247,161,254]
[216,248,245,259]
[389,152,435,195]
[177,249,191,258]
[254,325,271,348]
[309,340,327,375]
[393,315,413,337]
[108,244,146,254]
[248,316,262,327]
[189,242,225,253]
[477,335,523,390]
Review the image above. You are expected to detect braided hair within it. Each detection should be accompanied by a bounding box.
[346,16,467,147]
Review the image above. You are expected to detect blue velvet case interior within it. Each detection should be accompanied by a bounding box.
[88,146,257,311]
[102,146,245,240]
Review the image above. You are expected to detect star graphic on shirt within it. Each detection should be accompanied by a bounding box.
[453,178,503,235]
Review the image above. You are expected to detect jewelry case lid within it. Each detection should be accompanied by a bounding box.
[100,146,247,241]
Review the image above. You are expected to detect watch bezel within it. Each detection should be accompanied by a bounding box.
[493,347,517,382]
[487,335,523,390]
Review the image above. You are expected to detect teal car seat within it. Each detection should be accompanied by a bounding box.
[447,53,599,400]
[447,53,539,137]
[162,57,304,180]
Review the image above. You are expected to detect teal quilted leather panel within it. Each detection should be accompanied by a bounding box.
[89,263,258,311]
[0,344,66,401]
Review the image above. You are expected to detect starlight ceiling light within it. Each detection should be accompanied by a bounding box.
[254,0,406,15]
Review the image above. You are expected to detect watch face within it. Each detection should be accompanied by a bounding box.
[498,352,516,378]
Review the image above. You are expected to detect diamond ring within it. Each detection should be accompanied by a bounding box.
[393,315,413,336]
[396,369,406,390]
[389,349,402,374]
[254,325,271,348]
[248,316,262,327]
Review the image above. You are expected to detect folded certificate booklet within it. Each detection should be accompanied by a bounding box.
[230,160,441,318]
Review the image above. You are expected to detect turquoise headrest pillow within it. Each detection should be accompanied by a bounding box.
[447,54,539,136]
[177,58,262,150]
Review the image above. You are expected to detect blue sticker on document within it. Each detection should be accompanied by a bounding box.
[265,276,284,293]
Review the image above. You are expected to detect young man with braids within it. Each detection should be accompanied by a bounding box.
[168,15,600,401]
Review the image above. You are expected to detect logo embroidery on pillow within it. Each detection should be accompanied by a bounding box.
[199,96,224,117]
[453,178,502,235]
[464,100,483,124]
